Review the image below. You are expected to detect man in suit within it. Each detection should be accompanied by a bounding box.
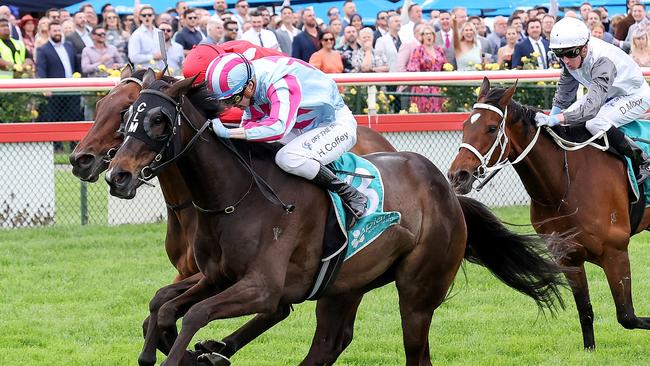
[511,18,550,69]
[434,11,456,68]
[36,22,82,124]
[291,8,321,62]
[65,11,92,67]
[275,6,300,55]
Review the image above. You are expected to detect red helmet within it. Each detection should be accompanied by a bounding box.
[182,44,225,84]
[182,40,284,84]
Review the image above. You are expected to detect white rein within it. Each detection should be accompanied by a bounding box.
[459,103,542,179]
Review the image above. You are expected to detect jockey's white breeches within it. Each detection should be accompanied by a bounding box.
[275,106,358,180]
[566,83,650,135]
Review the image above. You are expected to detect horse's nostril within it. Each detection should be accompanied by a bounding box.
[112,171,132,188]
[73,154,95,168]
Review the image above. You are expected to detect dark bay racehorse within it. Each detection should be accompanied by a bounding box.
[68,66,397,362]
[69,66,397,282]
[448,77,650,350]
[106,70,566,365]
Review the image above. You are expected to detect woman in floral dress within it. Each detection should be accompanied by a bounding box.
[406,24,446,112]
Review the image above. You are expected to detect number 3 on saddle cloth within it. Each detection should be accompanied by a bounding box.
[305,153,401,301]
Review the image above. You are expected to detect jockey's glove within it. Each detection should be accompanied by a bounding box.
[210,118,231,138]
[550,106,562,115]
[534,112,560,127]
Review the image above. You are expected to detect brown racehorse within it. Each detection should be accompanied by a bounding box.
[448,77,650,350]
[69,66,396,282]
[106,70,566,366]
[68,66,398,363]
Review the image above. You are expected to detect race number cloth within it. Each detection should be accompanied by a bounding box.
[305,152,401,300]
[620,120,650,206]
[328,152,402,261]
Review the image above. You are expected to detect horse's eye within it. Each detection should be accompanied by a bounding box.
[153,116,163,124]
[487,125,498,133]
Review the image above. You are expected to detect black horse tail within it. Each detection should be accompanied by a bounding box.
[457,196,566,314]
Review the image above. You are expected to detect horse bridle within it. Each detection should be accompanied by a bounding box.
[459,102,542,189]
[103,77,146,163]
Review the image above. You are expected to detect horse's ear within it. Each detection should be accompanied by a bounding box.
[167,75,198,99]
[120,64,133,79]
[142,68,156,89]
[498,79,518,108]
[155,66,167,80]
[477,76,490,102]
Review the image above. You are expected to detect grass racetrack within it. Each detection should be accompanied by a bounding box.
[1,206,649,365]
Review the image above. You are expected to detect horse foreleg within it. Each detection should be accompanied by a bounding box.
[564,264,596,350]
[602,248,650,330]
[161,278,283,366]
[139,273,203,366]
[299,294,364,366]
[199,304,293,358]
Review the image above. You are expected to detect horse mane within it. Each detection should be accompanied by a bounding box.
[186,82,224,120]
[182,82,284,157]
[483,87,539,128]
[131,69,178,84]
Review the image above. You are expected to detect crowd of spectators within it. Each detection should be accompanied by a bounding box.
[1,0,650,113]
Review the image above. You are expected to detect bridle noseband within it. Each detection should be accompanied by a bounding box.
[459,102,542,188]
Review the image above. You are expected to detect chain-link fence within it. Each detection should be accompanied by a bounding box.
[1,84,541,229]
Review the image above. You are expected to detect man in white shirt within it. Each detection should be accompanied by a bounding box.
[242,11,280,51]
[275,6,300,55]
[375,14,401,71]
[233,0,249,38]
[398,4,422,43]
[128,6,164,70]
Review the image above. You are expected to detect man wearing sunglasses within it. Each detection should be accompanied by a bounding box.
[206,53,368,225]
[81,25,124,76]
[128,6,164,70]
[175,8,205,56]
[536,16,650,183]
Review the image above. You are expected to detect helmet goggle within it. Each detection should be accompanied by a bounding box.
[223,92,244,105]
[552,45,583,59]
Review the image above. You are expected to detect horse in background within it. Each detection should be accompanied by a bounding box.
[448,77,650,349]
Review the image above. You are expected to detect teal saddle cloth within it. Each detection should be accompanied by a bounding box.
[305,152,401,300]
[620,120,650,206]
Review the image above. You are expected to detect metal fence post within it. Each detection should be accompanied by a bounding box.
[80,180,88,225]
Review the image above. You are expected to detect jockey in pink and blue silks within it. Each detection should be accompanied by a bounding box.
[205,53,368,222]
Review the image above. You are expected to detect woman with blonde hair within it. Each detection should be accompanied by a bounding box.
[630,26,650,67]
[406,24,446,112]
[103,11,129,61]
[497,26,519,68]
[34,17,51,50]
[452,19,482,70]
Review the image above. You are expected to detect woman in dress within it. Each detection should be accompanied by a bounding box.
[453,20,482,71]
[497,26,519,69]
[103,12,129,62]
[309,29,344,73]
[406,24,446,112]
[630,26,650,67]
[19,15,37,58]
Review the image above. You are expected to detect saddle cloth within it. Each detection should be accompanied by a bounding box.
[305,152,401,300]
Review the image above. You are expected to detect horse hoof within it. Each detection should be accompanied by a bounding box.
[194,339,227,354]
[197,352,231,366]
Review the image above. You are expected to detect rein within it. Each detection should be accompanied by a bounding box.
[459,103,542,185]
[130,86,295,214]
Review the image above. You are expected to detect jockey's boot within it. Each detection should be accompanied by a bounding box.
[606,127,650,184]
[312,164,368,228]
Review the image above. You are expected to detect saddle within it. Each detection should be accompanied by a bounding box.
[549,124,646,233]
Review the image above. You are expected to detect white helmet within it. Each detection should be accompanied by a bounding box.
[549,17,590,50]
[205,52,255,100]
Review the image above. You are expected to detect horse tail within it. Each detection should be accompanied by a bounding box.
[457,195,566,314]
